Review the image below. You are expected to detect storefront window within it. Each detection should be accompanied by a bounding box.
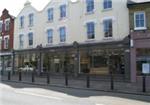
[136,48,150,75]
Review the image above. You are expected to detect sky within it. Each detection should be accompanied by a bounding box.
[0,0,149,17]
[0,0,50,17]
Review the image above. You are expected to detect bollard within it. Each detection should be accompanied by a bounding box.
[8,71,11,80]
[142,75,146,92]
[86,74,90,88]
[65,73,68,86]
[110,72,114,90]
[19,71,22,81]
[47,73,50,84]
[32,71,35,83]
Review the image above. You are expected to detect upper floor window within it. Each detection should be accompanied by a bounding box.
[0,22,2,32]
[103,0,112,10]
[19,34,24,49]
[59,27,66,42]
[4,37,9,49]
[47,29,53,43]
[20,16,24,28]
[28,32,33,46]
[86,22,95,39]
[5,20,10,31]
[134,12,146,30]
[86,0,94,13]
[0,37,2,49]
[60,5,66,19]
[103,19,113,38]
[29,13,34,26]
[47,8,53,21]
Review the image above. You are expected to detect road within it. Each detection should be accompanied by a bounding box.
[0,81,150,105]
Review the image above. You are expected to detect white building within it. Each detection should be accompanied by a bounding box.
[14,0,130,78]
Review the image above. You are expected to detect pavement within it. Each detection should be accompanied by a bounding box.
[0,81,150,105]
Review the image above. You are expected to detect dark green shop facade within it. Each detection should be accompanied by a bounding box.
[13,39,130,80]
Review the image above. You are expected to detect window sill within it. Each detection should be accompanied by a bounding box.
[28,25,33,27]
[85,10,95,15]
[103,37,113,40]
[59,17,67,21]
[47,20,54,23]
[85,39,95,42]
[46,43,53,46]
[134,27,147,31]
[59,42,66,45]
[102,8,113,12]
[19,27,24,29]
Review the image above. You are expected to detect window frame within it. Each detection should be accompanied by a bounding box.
[5,19,10,31]
[4,36,9,49]
[86,0,94,13]
[59,27,66,42]
[60,4,67,19]
[134,11,146,30]
[103,19,113,38]
[29,13,34,27]
[0,21,3,32]
[20,16,24,28]
[103,0,112,10]
[47,29,53,43]
[19,34,24,49]
[28,32,33,46]
[47,8,54,22]
[86,22,95,39]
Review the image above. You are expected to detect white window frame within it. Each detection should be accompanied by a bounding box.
[103,18,113,38]
[19,34,24,49]
[0,37,2,49]
[4,35,9,49]
[134,11,146,30]
[5,18,10,31]
[0,21,3,32]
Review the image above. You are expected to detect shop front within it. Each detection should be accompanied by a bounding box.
[14,39,130,79]
[0,52,12,74]
[130,31,150,83]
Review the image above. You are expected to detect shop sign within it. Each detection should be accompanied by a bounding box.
[142,63,150,74]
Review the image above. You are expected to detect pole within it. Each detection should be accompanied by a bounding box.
[19,71,22,81]
[47,72,50,84]
[32,71,35,83]
[142,75,146,92]
[8,71,11,80]
[65,73,68,86]
[110,71,114,90]
[86,73,90,88]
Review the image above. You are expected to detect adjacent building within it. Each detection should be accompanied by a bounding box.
[14,0,130,79]
[128,0,150,82]
[0,9,15,72]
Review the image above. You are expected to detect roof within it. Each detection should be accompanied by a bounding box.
[128,0,150,5]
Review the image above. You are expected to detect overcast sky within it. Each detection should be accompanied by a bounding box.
[0,0,50,17]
